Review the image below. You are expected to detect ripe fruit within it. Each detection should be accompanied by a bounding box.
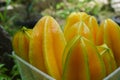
[104,19,120,66]
[97,44,117,76]
[81,37,106,80]
[62,35,90,80]
[29,16,66,80]
[12,27,32,61]
[64,21,93,42]
[96,22,104,45]
[12,12,120,80]
[85,16,99,45]
[64,12,90,36]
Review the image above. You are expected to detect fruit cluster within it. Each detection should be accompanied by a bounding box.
[12,12,120,80]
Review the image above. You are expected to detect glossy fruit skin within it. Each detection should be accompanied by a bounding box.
[12,12,120,80]
[63,35,106,80]
[29,16,66,80]
[12,27,32,61]
[64,21,93,42]
[64,12,90,36]
[85,16,99,45]
[81,37,106,80]
[104,19,120,66]
[96,22,104,45]
[63,12,106,80]
[62,35,90,80]
[97,44,117,76]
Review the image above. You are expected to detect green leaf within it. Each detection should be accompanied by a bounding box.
[0,64,5,68]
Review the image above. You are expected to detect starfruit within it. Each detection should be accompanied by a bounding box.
[97,44,117,76]
[62,35,90,80]
[62,35,106,80]
[29,16,66,80]
[12,27,32,61]
[96,22,104,45]
[64,12,90,36]
[103,19,120,66]
[64,21,93,42]
[85,16,99,45]
[81,37,106,80]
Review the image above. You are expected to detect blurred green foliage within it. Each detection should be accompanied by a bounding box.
[55,0,103,19]
[0,0,18,36]
[0,0,115,79]
[0,63,21,80]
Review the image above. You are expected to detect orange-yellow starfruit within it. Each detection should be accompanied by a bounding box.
[29,16,66,80]
[12,27,32,61]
